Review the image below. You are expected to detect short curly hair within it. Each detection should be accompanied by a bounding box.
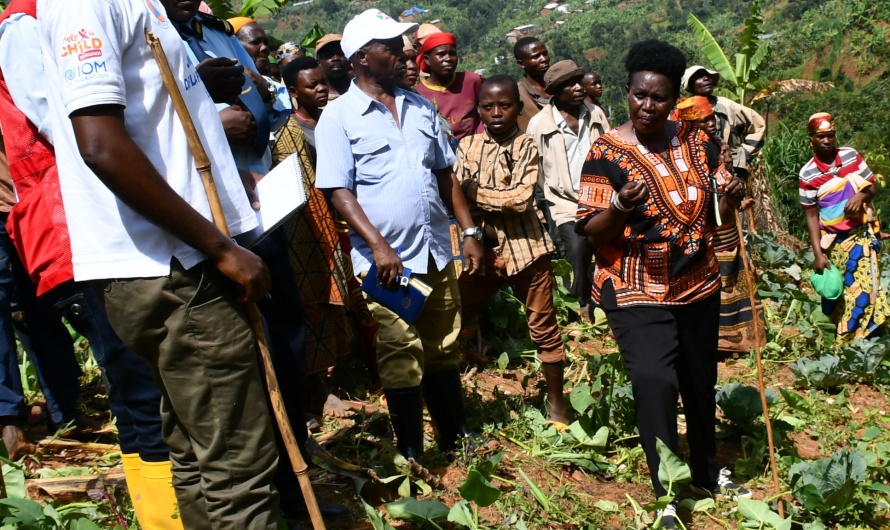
[480,74,520,102]
[281,56,320,88]
[624,39,686,97]
[513,37,541,62]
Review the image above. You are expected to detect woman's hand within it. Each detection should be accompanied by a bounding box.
[844,190,869,217]
[720,177,745,211]
[813,253,830,274]
[617,180,649,209]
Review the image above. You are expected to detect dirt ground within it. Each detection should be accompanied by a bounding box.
[21,332,890,529]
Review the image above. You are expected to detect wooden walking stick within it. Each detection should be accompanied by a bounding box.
[734,209,785,517]
[145,30,326,530]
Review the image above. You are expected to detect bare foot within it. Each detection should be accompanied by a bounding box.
[323,393,356,419]
[2,424,35,460]
[465,348,489,365]
[463,331,490,365]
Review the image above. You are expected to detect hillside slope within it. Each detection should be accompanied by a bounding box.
[264,0,885,118]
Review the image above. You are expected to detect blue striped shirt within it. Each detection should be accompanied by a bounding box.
[315,82,456,275]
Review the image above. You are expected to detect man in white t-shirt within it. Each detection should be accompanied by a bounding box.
[37,0,279,528]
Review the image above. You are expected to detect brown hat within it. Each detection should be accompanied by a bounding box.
[315,33,342,54]
[414,23,442,47]
[543,60,584,95]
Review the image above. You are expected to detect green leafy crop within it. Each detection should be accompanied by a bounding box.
[789,354,851,389]
[788,449,867,518]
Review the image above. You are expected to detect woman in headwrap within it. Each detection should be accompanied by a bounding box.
[277,42,306,69]
[799,112,889,346]
[398,35,420,89]
[414,32,484,142]
[675,96,766,355]
[272,57,378,416]
[228,16,253,34]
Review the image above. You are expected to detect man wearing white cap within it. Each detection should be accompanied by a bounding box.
[316,9,483,464]
[681,65,765,179]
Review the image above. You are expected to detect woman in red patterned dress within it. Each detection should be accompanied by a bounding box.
[574,40,748,527]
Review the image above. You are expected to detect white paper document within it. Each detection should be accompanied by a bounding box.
[234,153,308,248]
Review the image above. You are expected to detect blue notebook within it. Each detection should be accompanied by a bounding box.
[361,264,433,325]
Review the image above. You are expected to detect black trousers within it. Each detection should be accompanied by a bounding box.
[602,282,720,497]
[556,222,595,307]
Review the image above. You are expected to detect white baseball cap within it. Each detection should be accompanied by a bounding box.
[341,9,419,59]
[681,65,720,93]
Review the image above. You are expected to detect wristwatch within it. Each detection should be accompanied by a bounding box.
[264,80,276,103]
[462,227,482,240]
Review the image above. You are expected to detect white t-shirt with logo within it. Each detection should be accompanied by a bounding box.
[37,0,257,281]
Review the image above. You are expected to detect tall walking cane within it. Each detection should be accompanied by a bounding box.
[145,30,326,530]
[734,209,785,517]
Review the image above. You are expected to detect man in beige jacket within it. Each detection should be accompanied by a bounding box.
[527,60,609,320]
[682,65,765,180]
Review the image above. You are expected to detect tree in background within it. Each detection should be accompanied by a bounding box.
[203,0,287,19]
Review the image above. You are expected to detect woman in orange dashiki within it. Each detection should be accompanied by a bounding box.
[575,40,749,526]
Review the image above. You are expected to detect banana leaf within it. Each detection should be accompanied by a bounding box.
[203,0,285,18]
[242,0,287,17]
[687,13,736,87]
[202,0,237,18]
[738,0,766,59]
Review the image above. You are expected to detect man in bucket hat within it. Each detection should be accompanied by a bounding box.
[316,34,351,100]
[682,65,765,180]
[315,9,483,465]
[527,60,609,325]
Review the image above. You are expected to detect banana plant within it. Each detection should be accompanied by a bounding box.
[687,0,770,103]
[202,0,287,19]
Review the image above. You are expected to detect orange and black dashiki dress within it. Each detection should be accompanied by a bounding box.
[574,121,738,309]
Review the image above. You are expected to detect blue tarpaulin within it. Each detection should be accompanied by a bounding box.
[401,6,427,17]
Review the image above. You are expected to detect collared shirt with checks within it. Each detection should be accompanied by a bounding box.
[455,128,555,276]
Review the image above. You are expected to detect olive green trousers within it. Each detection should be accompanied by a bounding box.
[95,259,279,530]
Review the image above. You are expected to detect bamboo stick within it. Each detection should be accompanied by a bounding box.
[734,210,784,518]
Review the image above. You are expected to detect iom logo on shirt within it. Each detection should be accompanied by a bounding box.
[145,0,171,29]
[64,60,108,84]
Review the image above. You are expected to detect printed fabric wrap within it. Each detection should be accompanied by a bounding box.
[816,171,872,234]
[823,223,889,347]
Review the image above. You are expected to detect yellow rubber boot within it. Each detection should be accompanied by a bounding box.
[121,454,148,527]
[139,459,185,530]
